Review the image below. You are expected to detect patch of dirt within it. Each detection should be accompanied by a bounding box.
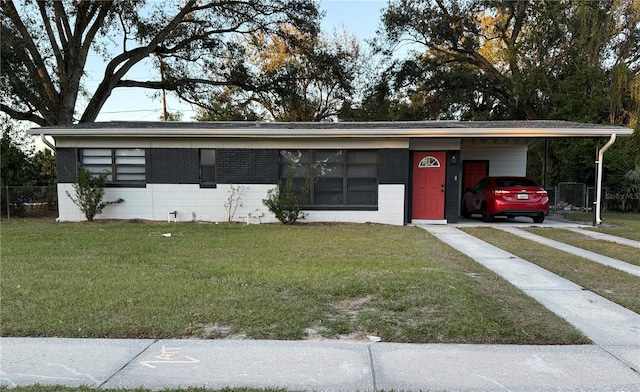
[188,322,247,340]
[302,296,381,341]
[304,324,374,341]
[332,295,375,316]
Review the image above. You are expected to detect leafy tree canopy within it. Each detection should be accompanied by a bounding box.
[371,0,640,123]
[1,0,321,126]
[198,25,362,122]
[1,119,32,186]
[1,116,55,186]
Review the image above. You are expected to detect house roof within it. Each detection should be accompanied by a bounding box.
[32,120,633,138]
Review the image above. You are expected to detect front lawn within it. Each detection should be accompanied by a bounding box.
[1,221,587,344]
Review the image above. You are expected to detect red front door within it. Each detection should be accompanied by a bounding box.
[412,152,446,220]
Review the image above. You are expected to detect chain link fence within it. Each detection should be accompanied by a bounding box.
[1,186,58,219]
[556,182,587,211]
[550,183,610,213]
[545,187,557,212]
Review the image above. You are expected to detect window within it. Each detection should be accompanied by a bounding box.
[280,149,378,207]
[81,149,146,184]
[200,149,216,187]
[418,156,440,168]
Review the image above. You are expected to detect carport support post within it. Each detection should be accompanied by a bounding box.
[593,139,599,227]
[5,186,9,220]
[594,134,617,226]
[543,138,548,189]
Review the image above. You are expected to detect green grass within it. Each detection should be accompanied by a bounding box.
[462,227,640,314]
[525,227,640,266]
[557,212,640,242]
[1,220,587,344]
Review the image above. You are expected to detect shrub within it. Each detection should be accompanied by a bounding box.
[66,165,123,221]
[263,170,310,224]
[606,161,640,212]
[224,185,248,222]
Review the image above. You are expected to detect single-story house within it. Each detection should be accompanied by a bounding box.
[32,120,632,225]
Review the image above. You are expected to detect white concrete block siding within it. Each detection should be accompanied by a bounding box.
[57,184,406,226]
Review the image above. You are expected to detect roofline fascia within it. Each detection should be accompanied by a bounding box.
[29,127,634,138]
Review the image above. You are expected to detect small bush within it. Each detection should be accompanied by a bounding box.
[263,170,309,224]
[224,185,248,222]
[66,165,123,221]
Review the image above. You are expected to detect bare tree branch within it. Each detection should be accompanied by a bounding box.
[0,104,46,126]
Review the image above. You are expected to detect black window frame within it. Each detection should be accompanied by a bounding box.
[199,149,217,188]
[79,148,146,187]
[280,149,378,209]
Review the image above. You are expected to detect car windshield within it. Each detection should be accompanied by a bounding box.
[495,178,539,187]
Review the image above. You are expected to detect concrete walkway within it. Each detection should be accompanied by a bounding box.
[567,227,640,249]
[2,222,640,391]
[422,226,640,379]
[422,226,640,347]
[493,226,640,277]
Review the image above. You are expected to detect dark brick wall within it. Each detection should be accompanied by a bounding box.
[148,149,199,184]
[217,149,279,184]
[445,150,461,223]
[56,148,78,183]
[378,149,410,184]
[378,149,410,224]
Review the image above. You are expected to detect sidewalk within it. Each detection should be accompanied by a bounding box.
[2,222,639,391]
[1,337,639,391]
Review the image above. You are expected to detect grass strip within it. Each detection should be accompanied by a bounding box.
[1,221,586,344]
[463,227,640,314]
[525,227,640,267]
[556,212,640,242]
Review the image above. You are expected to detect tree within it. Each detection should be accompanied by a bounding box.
[1,0,321,126]
[195,86,265,121]
[339,74,429,121]
[0,119,32,186]
[30,149,57,186]
[375,0,640,121]
[198,25,361,122]
[1,116,57,186]
[159,111,183,122]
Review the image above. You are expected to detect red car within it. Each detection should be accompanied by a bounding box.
[462,177,549,223]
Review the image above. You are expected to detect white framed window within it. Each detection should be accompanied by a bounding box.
[80,149,146,184]
[418,156,440,168]
[200,149,216,187]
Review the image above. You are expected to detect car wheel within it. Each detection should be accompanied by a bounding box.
[533,215,545,223]
[461,203,471,218]
[481,204,494,222]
